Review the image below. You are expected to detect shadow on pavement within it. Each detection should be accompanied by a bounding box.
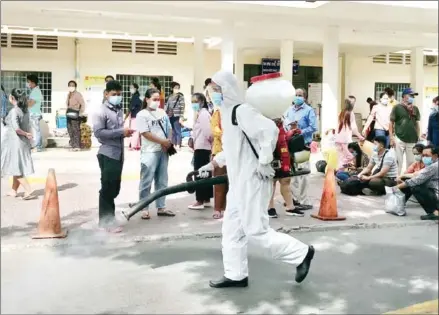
[46,231,438,314]
[31,182,78,197]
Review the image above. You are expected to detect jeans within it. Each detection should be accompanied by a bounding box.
[30,113,42,150]
[139,151,169,210]
[97,154,123,227]
[400,183,439,214]
[336,171,350,181]
[170,116,182,147]
[374,129,389,148]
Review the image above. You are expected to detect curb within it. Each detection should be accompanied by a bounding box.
[1,219,436,252]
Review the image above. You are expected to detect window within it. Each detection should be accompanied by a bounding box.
[1,71,53,113]
[115,74,173,112]
[374,82,410,102]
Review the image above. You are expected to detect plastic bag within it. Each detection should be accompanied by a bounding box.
[385,188,406,216]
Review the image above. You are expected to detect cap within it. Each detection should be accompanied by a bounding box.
[250,72,282,84]
[402,88,419,96]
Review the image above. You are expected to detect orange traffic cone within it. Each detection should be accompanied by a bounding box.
[311,166,346,221]
[32,168,67,239]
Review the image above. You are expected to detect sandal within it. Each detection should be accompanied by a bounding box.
[6,191,17,197]
[141,211,151,220]
[22,194,37,200]
[157,210,176,217]
[212,210,223,219]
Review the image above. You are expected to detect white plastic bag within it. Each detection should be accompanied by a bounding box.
[385,188,406,216]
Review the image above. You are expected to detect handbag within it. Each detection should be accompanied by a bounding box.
[188,137,194,149]
[66,108,80,119]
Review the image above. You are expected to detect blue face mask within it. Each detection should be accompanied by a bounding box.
[211,92,223,106]
[108,95,122,106]
[422,156,434,166]
[294,96,304,106]
[351,151,358,157]
[373,145,379,152]
[407,96,414,104]
[192,103,200,112]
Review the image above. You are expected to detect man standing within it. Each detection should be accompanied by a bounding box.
[93,80,134,233]
[389,88,421,174]
[284,88,317,211]
[26,74,43,152]
[165,81,185,149]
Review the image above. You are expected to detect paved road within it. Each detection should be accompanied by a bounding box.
[2,226,438,314]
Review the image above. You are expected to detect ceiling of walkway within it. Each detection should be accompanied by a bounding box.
[2,1,438,56]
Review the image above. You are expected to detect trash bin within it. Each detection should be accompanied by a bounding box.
[56,109,67,129]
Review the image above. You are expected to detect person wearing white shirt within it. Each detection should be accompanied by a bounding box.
[362,92,392,148]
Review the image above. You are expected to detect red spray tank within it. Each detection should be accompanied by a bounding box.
[275,120,291,173]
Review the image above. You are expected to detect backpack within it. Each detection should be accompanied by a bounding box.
[316,160,327,173]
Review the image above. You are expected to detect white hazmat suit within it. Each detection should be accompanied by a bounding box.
[200,71,311,284]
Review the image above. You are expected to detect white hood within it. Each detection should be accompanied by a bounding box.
[211,71,244,108]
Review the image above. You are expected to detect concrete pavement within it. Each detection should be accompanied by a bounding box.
[1,226,438,314]
[1,148,435,249]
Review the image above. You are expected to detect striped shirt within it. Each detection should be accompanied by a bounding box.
[406,161,439,197]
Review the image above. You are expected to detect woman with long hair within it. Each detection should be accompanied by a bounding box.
[335,142,370,181]
[335,99,365,170]
[124,82,142,150]
[136,88,176,219]
[188,93,214,210]
[1,88,36,199]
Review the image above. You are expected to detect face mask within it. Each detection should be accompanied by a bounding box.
[130,88,136,94]
[191,103,200,112]
[351,151,357,157]
[381,99,388,105]
[373,145,379,152]
[173,88,180,94]
[407,96,414,104]
[27,83,32,89]
[68,87,75,93]
[149,101,159,110]
[422,156,433,166]
[108,95,122,106]
[294,96,304,106]
[431,105,438,113]
[414,154,422,162]
[211,92,223,107]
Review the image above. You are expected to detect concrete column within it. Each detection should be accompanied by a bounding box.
[321,26,340,133]
[193,37,205,93]
[410,47,426,132]
[234,47,245,90]
[280,40,294,83]
[221,22,235,73]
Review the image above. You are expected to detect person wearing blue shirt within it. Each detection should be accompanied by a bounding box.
[283,88,317,211]
[26,74,44,152]
[427,96,438,147]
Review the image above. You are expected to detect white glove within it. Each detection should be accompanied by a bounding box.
[255,163,275,181]
[198,163,214,178]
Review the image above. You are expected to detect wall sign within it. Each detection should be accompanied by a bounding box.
[261,58,300,75]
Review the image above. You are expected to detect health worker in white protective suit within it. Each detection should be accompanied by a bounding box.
[198,71,315,288]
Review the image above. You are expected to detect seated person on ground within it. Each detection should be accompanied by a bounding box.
[395,145,439,221]
[357,135,398,196]
[336,142,369,182]
[397,143,425,182]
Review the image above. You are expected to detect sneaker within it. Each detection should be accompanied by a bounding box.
[285,209,305,217]
[188,204,205,210]
[295,204,313,211]
[204,202,212,208]
[420,213,439,221]
[268,208,278,218]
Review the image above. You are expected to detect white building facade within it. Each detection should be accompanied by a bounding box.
[1,1,438,133]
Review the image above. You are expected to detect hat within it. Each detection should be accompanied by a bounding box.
[402,88,419,96]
